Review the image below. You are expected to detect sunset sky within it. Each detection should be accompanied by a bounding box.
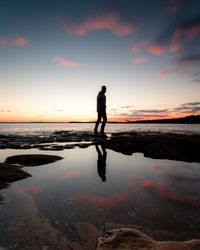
[1,0,200,122]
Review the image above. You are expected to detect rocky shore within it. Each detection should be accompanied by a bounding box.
[1,130,200,249]
[0,130,200,162]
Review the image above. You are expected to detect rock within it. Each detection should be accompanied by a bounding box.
[97,228,200,249]
[0,163,32,203]
[0,163,31,183]
[5,154,63,166]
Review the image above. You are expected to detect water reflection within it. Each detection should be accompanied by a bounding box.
[95,144,107,182]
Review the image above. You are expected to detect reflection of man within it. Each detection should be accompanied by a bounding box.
[94,85,107,136]
[95,144,107,182]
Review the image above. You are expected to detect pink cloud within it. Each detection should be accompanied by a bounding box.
[131,39,151,53]
[0,37,9,47]
[170,24,200,52]
[12,184,42,193]
[61,171,87,179]
[157,70,180,77]
[141,180,155,188]
[53,57,84,67]
[160,190,200,207]
[60,12,134,37]
[133,57,148,64]
[0,36,28,47]
[146,44,165,55]
[151,163,172,169]
[76,192,128,208]
[12,37,28,46]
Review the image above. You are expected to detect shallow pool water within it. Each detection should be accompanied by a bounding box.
[0,146,200,249]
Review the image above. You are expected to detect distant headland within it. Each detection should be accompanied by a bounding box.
[0,115,200,124]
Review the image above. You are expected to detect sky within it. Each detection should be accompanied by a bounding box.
[0,0,200,122]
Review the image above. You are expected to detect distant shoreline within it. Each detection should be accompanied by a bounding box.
[0,115,200,124]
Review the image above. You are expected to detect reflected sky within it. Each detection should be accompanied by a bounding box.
[0,146,200,247]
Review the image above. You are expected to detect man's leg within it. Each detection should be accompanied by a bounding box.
[100,111,107,133]
[94,111,102,132]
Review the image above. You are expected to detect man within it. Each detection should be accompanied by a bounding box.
[94,85,107,135]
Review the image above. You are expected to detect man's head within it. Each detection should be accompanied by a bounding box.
[101,85,106,93]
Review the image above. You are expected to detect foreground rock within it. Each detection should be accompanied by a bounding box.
[0,163,32,203]
[105,132,200,162]
[97,228,200,249]
[5,154,63,166]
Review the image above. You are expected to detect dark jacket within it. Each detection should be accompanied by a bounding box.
[97,91,106,111]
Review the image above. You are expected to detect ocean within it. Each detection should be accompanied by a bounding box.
[0,122,200,136]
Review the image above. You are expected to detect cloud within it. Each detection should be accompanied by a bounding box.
[75,192,129,208]
[12,37,28,46]
[166,171,200,182]
[157,70,180,77]
[1,108,12,113]
[133,57,148,64]
[0,36,28,47]
[12,184,42,193]
[60,12,134,36]
[0,37,9,47]
[61,172,88,179]
[173,102,200,113]
[169,18,200,53]
[175,55,200,67]
[141,180,155,188]
[151,163,172,169]
[131,39,151,53]
[53,57,84,67]
[146,44,165,55]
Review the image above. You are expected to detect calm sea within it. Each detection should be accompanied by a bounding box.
[0,122,200,136]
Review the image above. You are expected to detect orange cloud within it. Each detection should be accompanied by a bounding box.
[76,192,128,208]
[60,12,134,36]
[12,37,28,46]
[53,57,84,67]
[170,24,200,52]
[61,171,88,179]
[147,44,165,55]
[133,57,148,64]
[157,71,180,77]
[0,37,9,47]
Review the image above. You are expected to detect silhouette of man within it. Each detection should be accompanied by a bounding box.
[95,144,107,182]
[94,85,107,135]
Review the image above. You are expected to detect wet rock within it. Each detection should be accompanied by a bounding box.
[5,154,63,166]
[97,228,200,249]
[0,163,32,203]
[0,163,32,183]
